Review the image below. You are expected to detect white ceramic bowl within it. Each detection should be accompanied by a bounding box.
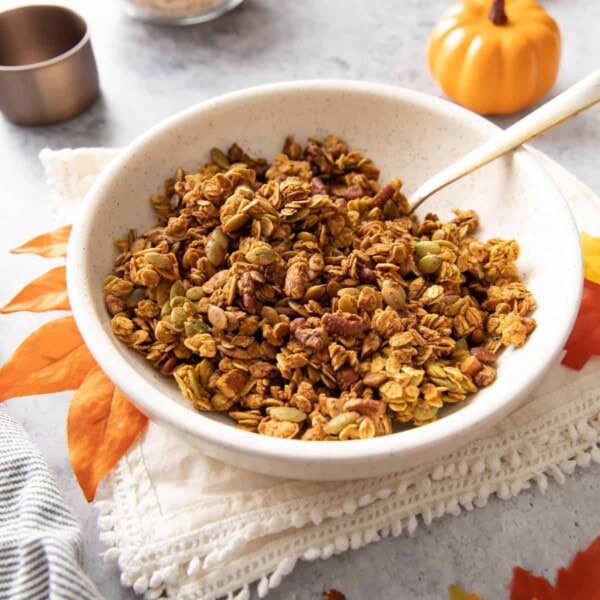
[68,81,582,480]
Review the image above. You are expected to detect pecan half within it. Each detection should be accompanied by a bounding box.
[322,313,368,336]
[343,185,365,200]
[337,367,360,390]
[471,346,495,364]
[311,176,328,195]
[157,353,179,375]
[370,182,395,208]
[105,294,128,316]
[241,271,257,313]
[294,326,328,351]
[343,398,386,416]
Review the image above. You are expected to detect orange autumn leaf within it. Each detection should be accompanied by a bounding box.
[0,266,70,314]
[449,584,485,600]
[511,535,600,600]
[0,316,96,401]
[10,224,72,258]
[580,232,600,285]
[562,279,600,370]
[67,366,147,501]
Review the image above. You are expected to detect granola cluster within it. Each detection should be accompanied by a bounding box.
[105,135,536,440]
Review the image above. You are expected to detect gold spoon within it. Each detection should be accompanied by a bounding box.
[409,70,600,213]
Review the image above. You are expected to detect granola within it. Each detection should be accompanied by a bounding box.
[105,135,537,440]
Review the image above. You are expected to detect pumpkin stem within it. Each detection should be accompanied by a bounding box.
[488,0,508,25]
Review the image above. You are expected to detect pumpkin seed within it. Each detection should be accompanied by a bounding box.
[325,411,360,434]
[208,304,228,329]
[210,147,230,169]
[268,406,307,423]
[186,286,206,301]
[206,239,226,266]
[161,300,171,316]
[246,246,278,265]
[414,241,441,258]
[188,369,204,399]
[430,376,461,391]
[170,280,185,299]
[184,321,209,337]
[418,254,442,274]
[197,359,214,389]
[288,301,310,317]
[184,300,198,315]
[304,284,327,301]
[381,281,406,309]
[171,307,187,330]
[425,363,446,378]
[212,226,229,247]
[383,199,400,219]
[206,228,229,266]
[126,288,146,308]
[170,296,185,307]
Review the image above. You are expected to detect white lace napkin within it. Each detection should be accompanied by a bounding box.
[40,147,600,600]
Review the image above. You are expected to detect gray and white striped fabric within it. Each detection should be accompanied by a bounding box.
[0,407,101,600]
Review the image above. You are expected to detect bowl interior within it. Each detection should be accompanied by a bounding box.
[68,81,581,469]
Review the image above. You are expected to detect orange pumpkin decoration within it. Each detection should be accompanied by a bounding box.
[428,0,561,115]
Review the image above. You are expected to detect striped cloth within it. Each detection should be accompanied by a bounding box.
[0,407,101,600]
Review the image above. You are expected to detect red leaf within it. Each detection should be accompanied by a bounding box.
[10,225,72,258]
[554,536,600,599]
[510,567,555,600]
[67,366,148,501]
[510,536,600,600]
[0,266,70,313]
[0,316,96,401]
[561,279,600,370]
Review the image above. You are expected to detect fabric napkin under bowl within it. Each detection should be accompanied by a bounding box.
[40,146,600,600]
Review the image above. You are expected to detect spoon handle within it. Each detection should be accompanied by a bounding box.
[409,70,600,213]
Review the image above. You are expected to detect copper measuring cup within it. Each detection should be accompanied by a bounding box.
[0,5,100,126]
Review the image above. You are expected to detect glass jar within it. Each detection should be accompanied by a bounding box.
[122,0,245,25]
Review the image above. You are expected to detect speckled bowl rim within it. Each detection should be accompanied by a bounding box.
[67,80,583,473]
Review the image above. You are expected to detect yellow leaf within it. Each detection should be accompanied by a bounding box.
[0,266,70,313]
[0,316,96,401]
[449,584,486,600]
[67,366,148,501]
[10,224,72,258]
[581,232,600,286]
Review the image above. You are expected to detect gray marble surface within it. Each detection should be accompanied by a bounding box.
[1,0,599,598]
